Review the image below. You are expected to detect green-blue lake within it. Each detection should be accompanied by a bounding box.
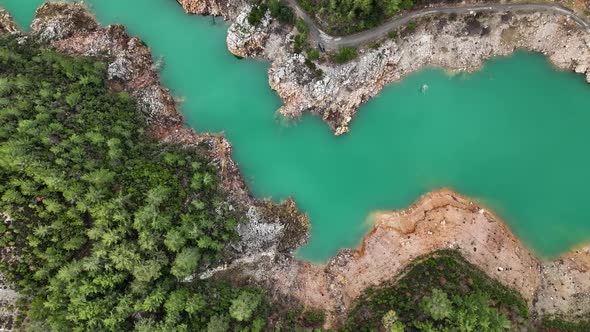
[3,0,590,262]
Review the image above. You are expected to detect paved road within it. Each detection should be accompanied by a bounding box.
[284,0,590,50]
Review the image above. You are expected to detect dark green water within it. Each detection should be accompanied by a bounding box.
[3,0,590,262]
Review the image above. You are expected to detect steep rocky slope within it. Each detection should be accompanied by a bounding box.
[176,0,248,20]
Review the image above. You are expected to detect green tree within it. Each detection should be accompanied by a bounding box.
[420,288,452,321]
[306,48,320,61]
[269,0,294,23]
[230,291,262,322]
[382,309,405,332]
[207,315,230,332]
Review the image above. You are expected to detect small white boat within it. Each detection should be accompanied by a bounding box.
[421,84,429,93]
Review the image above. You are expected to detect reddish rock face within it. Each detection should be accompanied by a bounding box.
[0,9,18,34]
[31,2,98,40]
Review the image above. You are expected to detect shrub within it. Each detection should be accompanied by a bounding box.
[332,46,357,64]
[293,33,307,53]
[295,17,308,34]
[269,0,294,24]
[248,3,267,26]
[419,289,452,321]
[406,21,417,32]
[306,48,320,61]
[369,40,382,49]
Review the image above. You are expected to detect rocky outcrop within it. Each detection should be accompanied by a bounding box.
[177,0,248,20]
[226,10,590,134]
[31,2,98,41]
[227,7,272,58]
[0,8,18,34]
[0,276,17,332]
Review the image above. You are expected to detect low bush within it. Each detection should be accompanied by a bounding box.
[332,46,357,64]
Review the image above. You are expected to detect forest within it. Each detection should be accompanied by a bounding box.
[297,0,416,34]
[0,35,271,331]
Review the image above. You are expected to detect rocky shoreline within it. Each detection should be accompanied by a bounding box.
[177,0,247,20]
[0,1,589,330]
[179,0,590,326]
[219,189,590,326]
[183,0,590,135]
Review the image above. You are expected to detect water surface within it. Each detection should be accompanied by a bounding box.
[3,0,590,262]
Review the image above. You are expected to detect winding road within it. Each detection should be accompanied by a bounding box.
[284,0,590,50]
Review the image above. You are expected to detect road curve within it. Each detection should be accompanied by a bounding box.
[284,0,590,51]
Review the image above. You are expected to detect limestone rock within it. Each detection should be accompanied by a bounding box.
[177,0,248,20]
[31,2,98,41]
[0,8,18,34]
[226,6,271,58]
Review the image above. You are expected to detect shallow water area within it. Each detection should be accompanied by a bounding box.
[3,0,590,262]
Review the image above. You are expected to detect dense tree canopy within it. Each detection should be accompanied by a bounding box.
[0,35,267,331]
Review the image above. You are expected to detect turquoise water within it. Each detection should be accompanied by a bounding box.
[3,0,590,262]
